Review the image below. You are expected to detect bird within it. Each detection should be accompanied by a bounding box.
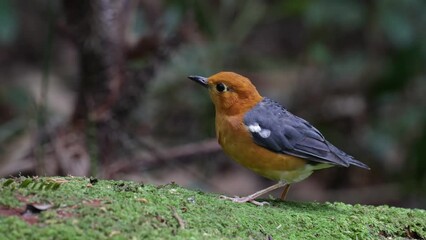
[188,72,369,205]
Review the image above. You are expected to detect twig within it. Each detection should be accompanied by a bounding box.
[106,138,220,173]
[171,207,185,229]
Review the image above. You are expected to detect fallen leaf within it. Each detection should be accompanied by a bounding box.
[23,203,54,214]
[136,198,148,203]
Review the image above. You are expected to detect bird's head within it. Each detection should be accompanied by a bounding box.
[189,72,262,115]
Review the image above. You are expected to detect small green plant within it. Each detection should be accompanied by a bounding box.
[1,177,63,191]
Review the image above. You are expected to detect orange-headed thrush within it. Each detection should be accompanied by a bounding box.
[189,72,369,205]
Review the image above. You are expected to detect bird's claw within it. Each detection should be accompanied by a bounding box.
[248,200,270,206]
[219,195,270,206]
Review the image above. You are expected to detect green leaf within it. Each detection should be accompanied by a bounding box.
[2,179,14,187]
[51,183,61,190]
[19,179,33,188]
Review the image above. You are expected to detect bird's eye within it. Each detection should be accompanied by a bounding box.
[216,83,227,92]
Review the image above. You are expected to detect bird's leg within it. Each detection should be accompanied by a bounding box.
[280,184,291,200]
[220,181,288,206]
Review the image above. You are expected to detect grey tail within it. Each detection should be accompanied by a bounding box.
[348,158,370,170]
[326,141,370,170]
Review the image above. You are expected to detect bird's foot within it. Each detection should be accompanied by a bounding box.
[219,195,270,206]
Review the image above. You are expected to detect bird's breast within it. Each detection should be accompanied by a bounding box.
[215,114,314,182]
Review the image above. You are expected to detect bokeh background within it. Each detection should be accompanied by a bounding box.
[1,0,425,209]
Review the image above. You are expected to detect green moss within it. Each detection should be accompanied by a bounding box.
[0,177,425,239]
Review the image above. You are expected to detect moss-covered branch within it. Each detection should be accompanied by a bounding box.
[0,177,425,239]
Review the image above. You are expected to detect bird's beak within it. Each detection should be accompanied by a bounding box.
[188,75,208,88]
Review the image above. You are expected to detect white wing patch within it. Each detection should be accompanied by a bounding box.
[259,129,271,138]
[247,123,271,138]
[248,123,261,132]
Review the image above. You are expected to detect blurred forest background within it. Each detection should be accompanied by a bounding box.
[0,0,425,209]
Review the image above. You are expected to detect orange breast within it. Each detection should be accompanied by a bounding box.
[216,114,308,181]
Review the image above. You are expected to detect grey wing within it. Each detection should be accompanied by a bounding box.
[243,98,369,169]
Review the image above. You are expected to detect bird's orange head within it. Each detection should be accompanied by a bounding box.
[189,72,262,115]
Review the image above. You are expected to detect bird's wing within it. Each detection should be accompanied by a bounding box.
[243,98,369,169]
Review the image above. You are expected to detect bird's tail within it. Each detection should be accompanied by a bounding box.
[326,140,370,170]
[348,158,370,170]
